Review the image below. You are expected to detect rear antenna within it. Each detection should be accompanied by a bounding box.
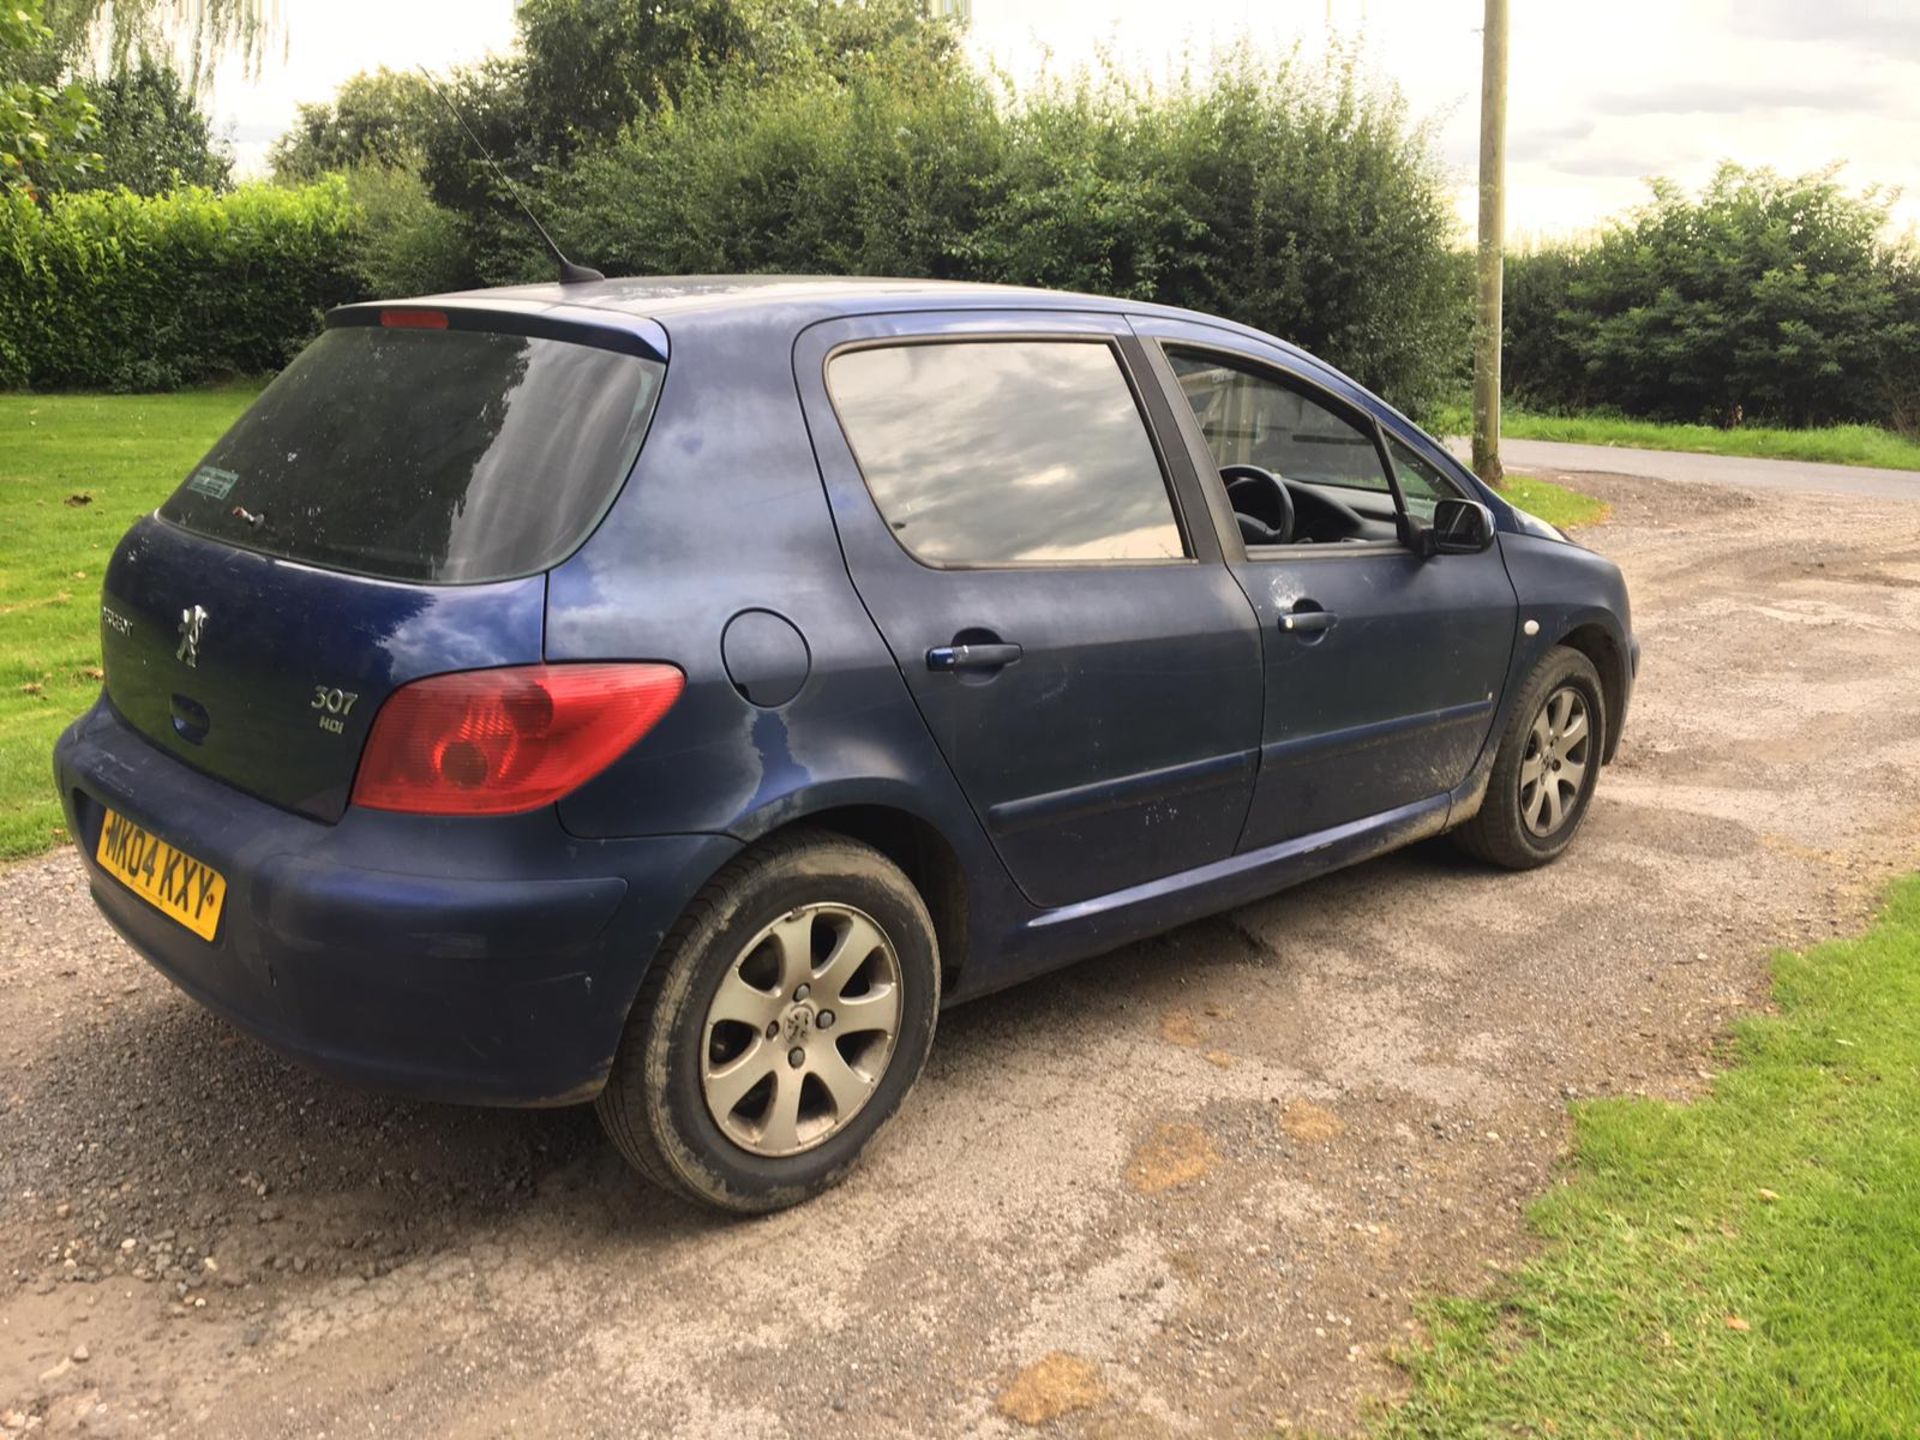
[416,65,604,286]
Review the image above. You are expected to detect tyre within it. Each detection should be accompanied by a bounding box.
[1453,645,1606,870]
[595,829,940,1213]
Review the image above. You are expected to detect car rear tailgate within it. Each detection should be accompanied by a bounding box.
[101,517,545,822]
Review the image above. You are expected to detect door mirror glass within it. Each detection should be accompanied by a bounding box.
[1430,498,1495,554]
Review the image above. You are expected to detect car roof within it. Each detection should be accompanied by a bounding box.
[422,274,1326,363]
[435,273,1163,322]
[409,271,1342,389]
[404,272,1455,459]
[344,273,1503,518]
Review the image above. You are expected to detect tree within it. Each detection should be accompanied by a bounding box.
[517,0,771,155]
[516,0,961,158]
[37,0,271,86]
[76,60,230,192]
[1506,165,1920,428]
[2,3,98,197]
[395,1,965,286]
[553,55,1003,282]
[6,0,267,199]
[269,67,439,182]
[548,49,1465,419]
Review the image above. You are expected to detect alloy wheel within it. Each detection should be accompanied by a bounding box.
[700,903,903,1157]
[1519,685,1592,838]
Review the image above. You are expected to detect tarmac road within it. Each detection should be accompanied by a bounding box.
[1447,435,1920,503]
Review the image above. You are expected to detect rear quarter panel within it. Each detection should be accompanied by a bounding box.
[543,308,1029,980]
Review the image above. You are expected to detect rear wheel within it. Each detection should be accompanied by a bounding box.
[1454,645,1606,869]
[595,830,939,1213]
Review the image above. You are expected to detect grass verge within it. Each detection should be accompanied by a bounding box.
[1498,474,1609,531]
[1436,404,1920,472]
[0,385,261,861]
[1381,876,1920,1439]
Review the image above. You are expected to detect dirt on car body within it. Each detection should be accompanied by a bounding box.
[4,469,1920,1438]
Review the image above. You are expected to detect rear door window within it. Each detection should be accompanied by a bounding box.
[826,340,1186,566]
[160,325,665,584]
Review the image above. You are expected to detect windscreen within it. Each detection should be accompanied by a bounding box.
[159,325,665,584]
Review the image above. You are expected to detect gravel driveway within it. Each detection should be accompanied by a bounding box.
[5,469,1920,1439]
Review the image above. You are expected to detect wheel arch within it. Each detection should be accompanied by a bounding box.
[1557,620,1628,763]
[730,794,973,997]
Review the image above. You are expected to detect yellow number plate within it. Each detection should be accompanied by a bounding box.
[95,808,227,942]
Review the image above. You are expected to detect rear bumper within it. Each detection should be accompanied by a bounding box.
[54,698,738,1106]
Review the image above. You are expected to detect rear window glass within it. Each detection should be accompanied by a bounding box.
[160,326,665,584]
[827,340,1185,566]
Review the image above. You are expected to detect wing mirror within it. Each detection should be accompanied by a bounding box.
[1428,498,1496,555]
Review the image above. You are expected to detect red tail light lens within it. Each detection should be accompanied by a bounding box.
[351,664,684,816]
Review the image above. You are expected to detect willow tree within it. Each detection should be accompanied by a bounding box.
[34,0,275,85]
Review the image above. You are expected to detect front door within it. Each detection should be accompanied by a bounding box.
[1135,318,1518,849]
[794,312,1264,909]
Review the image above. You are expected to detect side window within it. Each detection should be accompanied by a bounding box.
[1167,349,1390,493]
[827,340,1186,566]
[1384,434,1466,517]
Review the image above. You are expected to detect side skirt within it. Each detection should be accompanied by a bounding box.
[964,792,1454,996]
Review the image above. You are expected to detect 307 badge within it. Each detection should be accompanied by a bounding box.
[95,808,227,941]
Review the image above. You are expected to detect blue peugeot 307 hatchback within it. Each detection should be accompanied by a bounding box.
[55,276,1637,1212]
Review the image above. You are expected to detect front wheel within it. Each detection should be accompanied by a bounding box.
[595,830,940,1213]
[1453,645,1606,869]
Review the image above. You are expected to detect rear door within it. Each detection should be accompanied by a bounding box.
[794,311,1263,910]
[1133,317,1517,849]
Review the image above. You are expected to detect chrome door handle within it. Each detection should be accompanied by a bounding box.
[1280,611,1337,634]
[927,642,1024,672]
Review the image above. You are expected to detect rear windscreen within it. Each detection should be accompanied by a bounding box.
[159,326,665,584]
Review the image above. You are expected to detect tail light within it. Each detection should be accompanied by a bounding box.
[380,308,449,329]
[351,663,684,816]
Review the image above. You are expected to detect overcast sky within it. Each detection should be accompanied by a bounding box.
[204,0,1920,241]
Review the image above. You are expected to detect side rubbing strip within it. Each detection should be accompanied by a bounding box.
[1259,697,1494,768]
[988,748,1258,834]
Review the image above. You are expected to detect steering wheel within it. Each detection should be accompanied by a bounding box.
[1221,464,1294,546]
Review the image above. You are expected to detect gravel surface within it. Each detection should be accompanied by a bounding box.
[4,470,1920,1439]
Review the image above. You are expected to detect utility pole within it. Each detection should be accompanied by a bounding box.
[1471,0,1508,487]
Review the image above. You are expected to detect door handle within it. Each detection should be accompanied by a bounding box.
[927,641,1024,672]
[1280,610,1337,635]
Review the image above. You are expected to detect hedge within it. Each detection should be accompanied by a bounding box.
[0,57,1469,418]
[0,179,361,390]
[551,56,1467,420]
[1501,166,1920,431]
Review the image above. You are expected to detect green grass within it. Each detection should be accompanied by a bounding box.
[1498,474,1610,531]
[1436,403,1920,472]
[0,385,261,861]
[1381,876,1920,1439]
